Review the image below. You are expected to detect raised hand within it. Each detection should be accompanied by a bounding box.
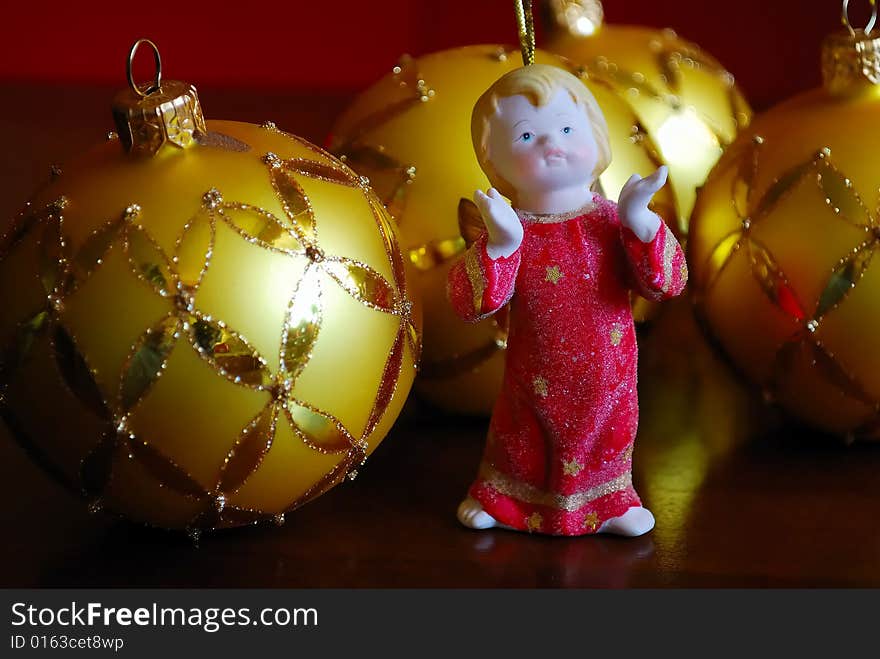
[474,188,524,259]
[618,165,666,243]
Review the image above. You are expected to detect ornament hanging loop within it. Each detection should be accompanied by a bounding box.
[127,38,163,98]
[842,0,877,37]
[514,0,536,65]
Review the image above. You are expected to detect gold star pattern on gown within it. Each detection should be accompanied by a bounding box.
[532,376,549,397]
[545,265,565,284]
[526,512,544,532]
[610,324,623,346]
[562,458,583,476]
[584,511,600,531]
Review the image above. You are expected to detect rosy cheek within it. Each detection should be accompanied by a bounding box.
[511,150,542,175]
[573,140,595,158]
[573,142,598,167]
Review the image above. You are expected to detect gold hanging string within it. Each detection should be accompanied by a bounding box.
[514,0,536,65]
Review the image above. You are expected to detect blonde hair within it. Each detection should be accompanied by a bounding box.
[471,64,611,200]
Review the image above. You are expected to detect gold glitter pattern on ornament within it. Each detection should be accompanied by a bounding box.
[417,315,508,379]
[193,131,251,153]
[329,55,433,224]
[69,221,121,288]
[339,54,435,147]
[694,136,880,431]
[124,224,174,296]
[279,265,322,384]
[286,400,354,454]
[189,312,273,388]
[588,37,748,139]
[337,146,417,222]
[322,259,396,312]
[286,157,360,187]
[363,327,407,440]
[118,313,180,410]
[0,204,47,259]
[0,310,51,395]
[267,157,318,240]
[364,194,421,364]
[816,240,875,318]
[747,238,805,320]
[129,437,207,499]
[216,402,278,494]
[52,323,111,418]
[38,217,71,299]
[0,137,420,531]
[218,203,302,255]
[479,461,632,512]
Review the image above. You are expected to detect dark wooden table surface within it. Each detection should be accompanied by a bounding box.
[2,84,879,588]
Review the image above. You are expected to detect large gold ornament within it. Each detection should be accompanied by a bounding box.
[543,0,752,233]
[330,45,673,414]
[0,41,420,534]
[689,14,880,441]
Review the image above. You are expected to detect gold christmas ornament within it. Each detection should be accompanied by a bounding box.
[689,3,880,441]
[543,0,752,233]
[0,40,421,533]
[330,44,673,414]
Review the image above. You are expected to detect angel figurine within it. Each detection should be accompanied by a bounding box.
[447,64,687,536]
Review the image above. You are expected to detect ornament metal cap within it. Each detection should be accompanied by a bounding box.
[822,0,880,94]
[111,38,208,156]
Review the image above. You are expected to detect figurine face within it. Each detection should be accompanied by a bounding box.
[487,88,598,201]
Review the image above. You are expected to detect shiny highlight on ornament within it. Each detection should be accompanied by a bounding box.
[543,1,752,232]
[654,108,721,182]
[548,0,603,36]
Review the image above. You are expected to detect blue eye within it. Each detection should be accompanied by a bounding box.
[562,126,572,134]
[520,132,533,142]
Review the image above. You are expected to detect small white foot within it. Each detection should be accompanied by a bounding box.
[457,497,508,530]
[597,506,655,537]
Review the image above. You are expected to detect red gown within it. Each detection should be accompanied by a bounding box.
[448,195,687,535]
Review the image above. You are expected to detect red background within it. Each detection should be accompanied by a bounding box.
[0,0,867,109]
